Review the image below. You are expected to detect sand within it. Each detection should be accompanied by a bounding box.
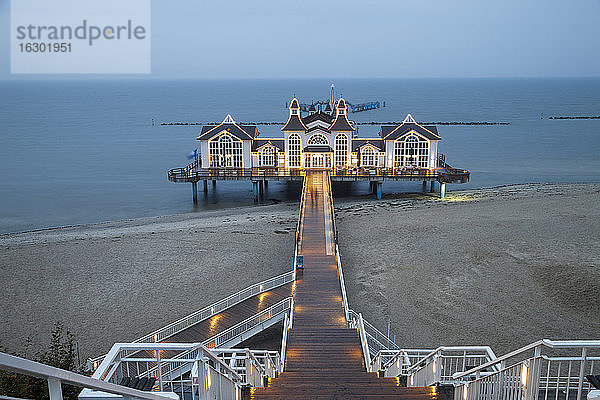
[0,204,298,359]
[1,183,598,360]
[336,183,600,355]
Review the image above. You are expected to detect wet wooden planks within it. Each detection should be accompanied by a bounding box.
[252,172,449,399]
[132,282,292,361]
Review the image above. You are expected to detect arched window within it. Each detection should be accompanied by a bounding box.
[288,133,302,167]
[308,134,328,145]
[361,146,376,167]
[259,146,275,167]
[334,133,348,167]
[394,134,429,168]
[209,133,243,168]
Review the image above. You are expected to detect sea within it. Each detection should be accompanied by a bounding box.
[1,78,599,234]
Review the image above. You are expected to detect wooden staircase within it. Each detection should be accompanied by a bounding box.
[251,172,449,399]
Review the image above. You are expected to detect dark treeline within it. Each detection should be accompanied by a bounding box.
[1,323,82,400]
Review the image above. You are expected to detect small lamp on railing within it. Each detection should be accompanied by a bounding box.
[521,363,528,387]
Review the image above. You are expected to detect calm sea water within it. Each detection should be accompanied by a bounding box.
[0,78,599,234]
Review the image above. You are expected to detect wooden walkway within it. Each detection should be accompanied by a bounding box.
[133,283,292,360]
[252,172,449,400]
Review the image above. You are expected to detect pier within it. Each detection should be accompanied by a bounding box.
[168,161,469,202]
[251,171,445,399]
[2,172,599,400]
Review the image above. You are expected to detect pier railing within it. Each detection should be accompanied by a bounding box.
[294,171,307,263]
[168,166,469,183]
[202,297,292,350]
[404,346,498,386]
[328,171,400,368]
[453,340,600,400]
[86,342,247,400]
[139,271,294,345]
[88,271,295,370]
[370,348,434,376]
[348,309,400,360]
[89,302,292,397]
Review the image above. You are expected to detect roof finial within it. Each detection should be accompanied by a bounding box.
[403,114,416,124]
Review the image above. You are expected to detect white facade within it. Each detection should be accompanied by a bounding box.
[196,105,441,171]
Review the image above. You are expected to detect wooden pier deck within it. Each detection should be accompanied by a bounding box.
[131,283,292,360]
[164,284,292,344]
[251,172,449,399]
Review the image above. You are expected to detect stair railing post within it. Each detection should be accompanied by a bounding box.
[47,377,63,400]
[576,347,588,400]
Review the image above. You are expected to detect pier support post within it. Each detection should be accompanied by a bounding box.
[191,182,198,204]
[422,180,427,193]
[440,183,446,199]
[376,182,382,200]
[430,181,435,193]
[212,180,216,187]
[203,180,208,193]
[264,180,268,188]
[259,181,264,196]
[252,181,259,203]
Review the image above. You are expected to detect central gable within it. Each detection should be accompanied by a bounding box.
[197,114,257,141]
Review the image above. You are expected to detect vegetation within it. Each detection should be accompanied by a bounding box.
[0,322,82,400]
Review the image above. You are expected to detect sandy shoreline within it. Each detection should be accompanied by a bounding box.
[1,183,599,359]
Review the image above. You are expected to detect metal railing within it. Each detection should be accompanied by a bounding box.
[86,342,245,400]
[90,298,291,390]
[211,348,280,387]
[279,297,295,372]
[453,340,600,400]
[88,271,294,370]
[294,171,307,261]
[202,297,292,350]
[335,245,350,322]
[326,171,338,246]
[0,352,175,400]
[356,313,372,369]
[168,165,469,183]
[404,346,498,386]
[348,309,400,361]
[371,348,434,376]
[168,167,304,181]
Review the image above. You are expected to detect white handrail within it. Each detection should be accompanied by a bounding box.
[405,346,497,375]
[0,352,174,400]
[335,245,350,322]
[348,309,399,354]
[203,297,292,349]
[280,297,294,371]
[138,271,294,344]
[89,270,295,369]
[357,313,372,369]
[453,339,600,380]
[96,299,292,388]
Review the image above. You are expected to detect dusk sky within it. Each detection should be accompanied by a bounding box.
[1,0,599,79]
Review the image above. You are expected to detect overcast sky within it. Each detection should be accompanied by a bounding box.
[1,0,599,79]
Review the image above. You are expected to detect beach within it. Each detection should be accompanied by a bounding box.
[1,183,599,360]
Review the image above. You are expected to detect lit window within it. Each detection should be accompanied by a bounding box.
[361,146,376,167]
[308,134,328,145]
[394,134,429,168]
[334,133,348,167]
[209,133,243,168]
[289,133,302,167]
[259,146,275,167]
